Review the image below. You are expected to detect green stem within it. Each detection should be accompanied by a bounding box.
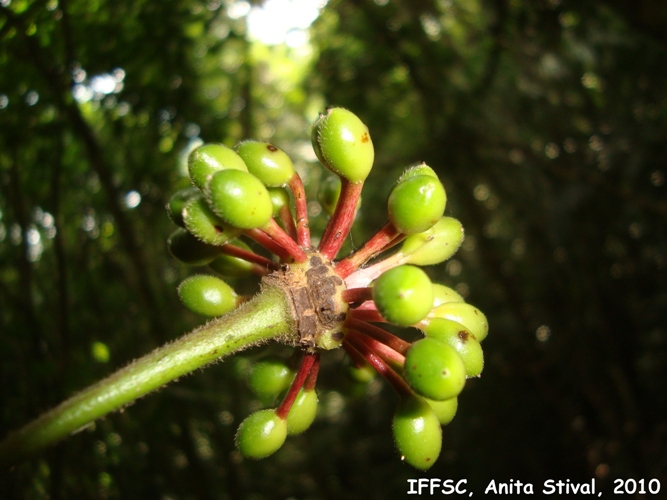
[0,286,294,468]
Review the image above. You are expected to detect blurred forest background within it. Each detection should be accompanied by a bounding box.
[1,0,666,498]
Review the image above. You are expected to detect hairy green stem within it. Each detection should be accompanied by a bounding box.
[0,286,294,468]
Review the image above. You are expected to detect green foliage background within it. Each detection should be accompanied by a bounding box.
[1,0,666,497]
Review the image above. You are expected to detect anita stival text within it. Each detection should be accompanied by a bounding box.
[486,479,597,495]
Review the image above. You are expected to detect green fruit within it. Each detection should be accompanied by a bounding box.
[232,357,252,380]
[166,186,199,227]
[373,265,433,326]
[208,240,256,277]
[401,217,464,266]
[207,169,273,229]
[403,337,466,401]
[424,396,458,425]
[268,187,292,218]
[311,107,374,183]
[317,175,361,216]
[388,175,447,234]
[397,163,438,182]
[167,228,220,266]
[188,144,247,190]
[430,302,489,342]
[347,363,377,383]
[318,175,342,216]
[286,389,318,435]
[182,195,242,246]
[236,409,287,459]
[177,275,238,317]
[431,284,464,308]
[423,318,484,377]
[248,358,294,401]
[235,141,295,187]
[392,395,442,470]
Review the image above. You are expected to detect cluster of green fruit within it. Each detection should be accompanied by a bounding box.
[341,266,488,470]
[232,352,320,459]
[165,108,488,470]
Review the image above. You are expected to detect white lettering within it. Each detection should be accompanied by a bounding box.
[485,479,499,494]
[442,479,456,495]
[543,479,555,495]
[485,479,534,495]
[581,480,592,494]
[456,479,468,495]
[543,479,596,495]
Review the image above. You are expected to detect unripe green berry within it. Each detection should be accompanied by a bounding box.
[423,318,484,377]
[236,409,287,459]
[166,186,199,227]
[235,141,295,187]
[232,357,252,380]
[208,240,256,277]
[347,363,377,383]
[167,228,220,266]
[248,358,294,401]
[318,175,342,216]
[424,396,458,425]
[188,144,247,190]
[311,107,374,183]
[268,187,292,218]
[392,395,442,470]
[400,217,464,266]
[388,175,447,234]
[177,274,239,317]
[397,162,438,182]
[286,389,318,435]
[432,284,465,308]
[182,195,242,246]
[373,265,433,326]
[207,169,273,229]
[430,302,489,342]
[403,337,466,401]
[317,175,361,216]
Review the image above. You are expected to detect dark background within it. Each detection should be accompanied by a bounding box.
[1,0,666,498]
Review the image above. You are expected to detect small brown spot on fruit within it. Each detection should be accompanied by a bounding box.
[458,330,469,342]
[267,144,279,152]
[361,132,369,143]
